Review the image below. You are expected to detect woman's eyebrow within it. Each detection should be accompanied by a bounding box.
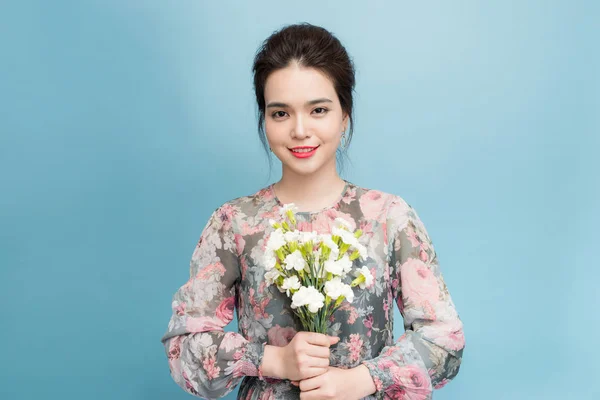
[266,98,333,108]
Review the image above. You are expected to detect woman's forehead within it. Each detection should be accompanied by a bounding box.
[264,65,337,103]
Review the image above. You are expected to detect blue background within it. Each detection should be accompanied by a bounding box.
[1,1,598,399]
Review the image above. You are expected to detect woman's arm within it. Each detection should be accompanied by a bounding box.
[361,198,465,399]
[160,205,266,399]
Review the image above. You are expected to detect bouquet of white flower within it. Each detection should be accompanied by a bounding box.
[263,203,374,333]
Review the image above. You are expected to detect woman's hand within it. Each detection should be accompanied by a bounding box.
[279,332,339,381]
[293,365,377,400]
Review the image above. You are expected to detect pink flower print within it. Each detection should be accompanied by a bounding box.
[373,376,384,392]
[240,221,265,235]
[197,262,226,280]
[349,307,359,324]
[377,359,395,370]
[235,233,245,256]
[261,186,275,201]
[232,360,258,378]
[260,387,275,399]
[253,297,269,319]
[383,346,399,358]
[406,225,420,248]
[423,300,436,320]
[384,384,406,399]
[295,221,312,231]
[341,185,357,204]
[167,336,183,376]
[369,267,377,289]
[419,249,429,262]
[336,302,358,324]
[217,203,236,231]
[311,210,336,234]
[392,364,432,400]
[202,354,221,380]
[428,319,465,351]
[335,303,360,324]
[249,288,270,319]
[168,336,182,361]
[232,346,246,361]
[215,296,235,324]
[364,314,374,337]
[221,332,248,353]
[420,236,431,251]
[186,316,226,332]
[434,378,451,389]
[267,325,297,347]
[174,301,186,316]
[400,258,440,307]
[396,296,404,314]
[240,256,249,279]
[348,333,363,362]
[359,220,375,243]
[359,190,389,222]
[182,370,199,395]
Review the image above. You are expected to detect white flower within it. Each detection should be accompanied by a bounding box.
[279,203,298,218]
[342,285,354,303]
[284,230,300,243]
[263,250,277,271]
[267,228,286,251]
[291,286,325,313]
[298,230,318,245]
[355,243,368,260]
[320,235,340,259]
[324,259,344,276]
[313,251,327,279]
[332,226,359,248]
[334,217,352,230]
[354,266,374,289]
[324,254,352,276]
[265,268,282,285]
[338,254,353,275]
[281,276,302,297]
[324,277,354,304]
[284,250,307,271]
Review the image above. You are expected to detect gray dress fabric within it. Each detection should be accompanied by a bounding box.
[160,180,465,399]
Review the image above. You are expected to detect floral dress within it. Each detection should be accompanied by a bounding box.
[160,180,465,399]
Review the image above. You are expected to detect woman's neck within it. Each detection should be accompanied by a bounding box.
[272,174,346,213]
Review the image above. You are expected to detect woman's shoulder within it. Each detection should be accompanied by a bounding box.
[210,184,277,218]
[351,181,412,210]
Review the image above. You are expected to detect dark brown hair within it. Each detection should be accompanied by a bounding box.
[252,22,356,177]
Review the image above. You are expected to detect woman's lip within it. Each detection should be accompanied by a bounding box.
[289,146,319,158]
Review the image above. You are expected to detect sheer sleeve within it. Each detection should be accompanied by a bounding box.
[160,205,266,399]
[361,198,465,399]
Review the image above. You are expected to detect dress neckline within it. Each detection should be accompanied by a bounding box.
[269,179,351,215]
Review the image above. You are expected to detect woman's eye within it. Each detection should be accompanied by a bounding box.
[272,111,287,119]
[313,107,328,115]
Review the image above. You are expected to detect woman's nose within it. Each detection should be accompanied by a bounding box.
[292,115,308,138]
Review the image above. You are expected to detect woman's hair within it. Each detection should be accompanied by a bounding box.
[252,22,356,178]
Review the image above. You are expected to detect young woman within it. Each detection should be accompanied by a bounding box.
[161,23,465,400]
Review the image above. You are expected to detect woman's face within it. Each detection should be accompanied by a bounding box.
[264,62,348,176]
